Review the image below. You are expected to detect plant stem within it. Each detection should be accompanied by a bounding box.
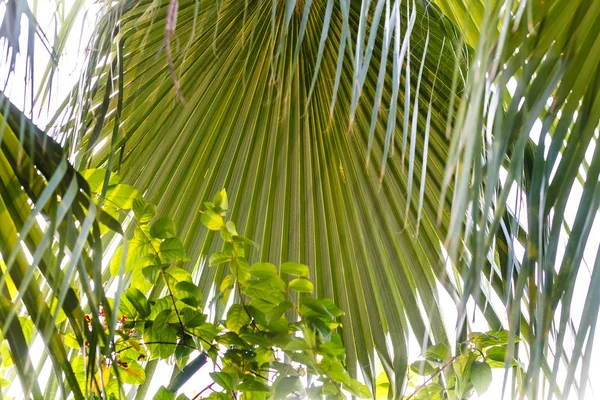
[192,382,215,400]
[406,354,460,400]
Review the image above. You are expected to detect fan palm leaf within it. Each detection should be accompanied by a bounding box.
[0,0,599,398]
[56,0,493,396]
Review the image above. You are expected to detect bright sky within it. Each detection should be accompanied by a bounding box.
[2,0,600,398]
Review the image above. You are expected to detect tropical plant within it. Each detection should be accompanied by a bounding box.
[1,0,600,397]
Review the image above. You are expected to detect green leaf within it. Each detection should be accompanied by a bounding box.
[244,281,285,304]
[274,376,300,398]
[264,300,293,325]
[345,378,372,398]
[144,320,177,359]
[220,275,234,292]
[410,360,437,376]
[81,168,120,192]
[181,308,207,327]
[470,361,492,395]
[485,346,516,368]
[159,238,189,261]
[201,209,224,231]
[412,383,443,400]
[166,266,193,283]
[249,262,278,279]
[142,264,161,283]
[280,262,310,277]
[213,189,229,211]
[210,371,235,391]
[133,199,157,223]
[300,297,342,319]
[226,304,251,333]
[105,184,140,209]
[120,360,146,385]
[425,343,449,362]
[238,376,270,392]
[174,281,202,307]
[125,288,151,318]
[209,251,232,266]
[153,386,175,400]
[150,216,177,239]
[470,330,511,348]
[288,278,313,293]
[119,294,139,319]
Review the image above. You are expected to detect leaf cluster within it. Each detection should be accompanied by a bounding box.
[58,183,369,399]
[402,331,521,400]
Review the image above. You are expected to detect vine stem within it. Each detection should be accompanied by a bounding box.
[110,201,189,346]
[229,239,259,331]
[161,270,188,345]
[116,341,198,353]
[406,354,461,400]
[192,382,215,400]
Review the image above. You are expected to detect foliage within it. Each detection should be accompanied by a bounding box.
[400,331,520,400]
[36,181,369,399]
[1,0,600,397]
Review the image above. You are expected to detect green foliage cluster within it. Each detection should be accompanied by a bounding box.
[403,331,519,400]
[49,175,369,399]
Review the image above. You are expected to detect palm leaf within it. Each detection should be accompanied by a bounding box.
[1,0,599,397]
[57,0,488,396]
[0,92,124,399]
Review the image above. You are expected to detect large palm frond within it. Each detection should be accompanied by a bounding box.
[445,0,600,397]
[0,0,599,398]
[0,92,128,399]
[56,0,496,396]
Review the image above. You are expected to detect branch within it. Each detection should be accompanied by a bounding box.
[406,354,461,400]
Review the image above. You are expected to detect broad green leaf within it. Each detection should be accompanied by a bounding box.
[220,275,234,292]
[174,281,202,307]
[288,278,313,293]
[470,361,492,395]
[264,301,293,325]
[119,294,138,318]
[300,297,343,319]
[165,266,193,283]
[153,386,175,400]
[125,288,150,318]
[159,237,189,261]
[244,281,285,304]
[249,262,278,279]
[410,360,437,376]
[133,199,157,223]
[213,189,228,211]
[144,320,178,359]
[470,330,511,348]
[81,168,120,192]
[181,308,207,327]
[63,333,80,349]
[238,376,270,392]
[412,383,443,400]
[120,360,146,385]
[425,343,449,362]
[485,346,516,368]
[105,184,140,209]
[226,304,251,333]
[201,209,224,231]
[273,376,301,398]
[150,217,177,239]
[210,251,232,266]
[280,262,310,277]
[210,371,235,391]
